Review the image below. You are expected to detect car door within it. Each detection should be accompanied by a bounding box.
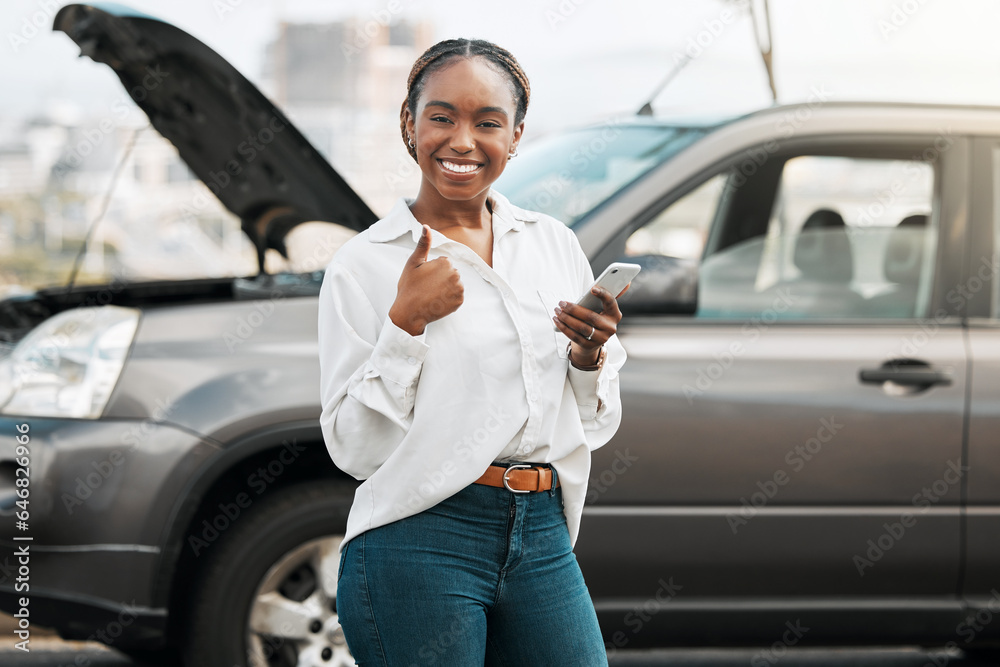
[963,136,1000,622]
[577,136,970,640]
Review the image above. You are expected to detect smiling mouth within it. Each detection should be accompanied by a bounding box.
[438,159,483,174]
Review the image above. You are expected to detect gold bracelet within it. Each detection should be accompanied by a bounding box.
[567,343,605,371]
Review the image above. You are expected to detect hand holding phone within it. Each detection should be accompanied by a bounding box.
[576,262,641,313]
[553,262,641,330]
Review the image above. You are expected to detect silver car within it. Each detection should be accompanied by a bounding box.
[2,3,1000,665]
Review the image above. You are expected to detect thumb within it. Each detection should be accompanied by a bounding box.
[408,224,431,266]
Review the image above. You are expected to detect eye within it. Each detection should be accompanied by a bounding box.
[479,120,502,128]
[430,116,453,124]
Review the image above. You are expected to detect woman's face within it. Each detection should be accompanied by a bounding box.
[405,57,524,203]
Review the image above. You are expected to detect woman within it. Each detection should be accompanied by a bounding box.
[318,37,628,665]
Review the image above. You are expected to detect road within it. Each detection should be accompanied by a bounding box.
[0,637,993,667]
[2,610,993,667]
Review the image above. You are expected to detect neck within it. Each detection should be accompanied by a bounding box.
[409,181,493,231]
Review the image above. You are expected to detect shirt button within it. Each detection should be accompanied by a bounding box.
[407,356,417,365]
[528,393,539,403]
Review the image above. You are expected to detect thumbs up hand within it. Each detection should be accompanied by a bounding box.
[388,225,464,336]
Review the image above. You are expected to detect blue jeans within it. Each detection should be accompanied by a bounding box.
[336,480,608,666]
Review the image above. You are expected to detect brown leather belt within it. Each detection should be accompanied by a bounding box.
[474,463,559,494]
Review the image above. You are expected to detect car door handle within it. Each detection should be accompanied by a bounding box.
[858,366,953,387]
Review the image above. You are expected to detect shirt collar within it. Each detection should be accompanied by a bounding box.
[367,188,539,245]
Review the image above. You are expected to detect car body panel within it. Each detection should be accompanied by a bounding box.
[581,324,966,599]
[105,297,324,444]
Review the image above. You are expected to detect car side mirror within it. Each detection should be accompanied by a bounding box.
[616,254,698,315]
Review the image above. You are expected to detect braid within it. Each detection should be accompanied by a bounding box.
[400,38,530,163]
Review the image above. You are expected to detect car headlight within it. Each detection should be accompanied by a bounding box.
[0,305,140,419]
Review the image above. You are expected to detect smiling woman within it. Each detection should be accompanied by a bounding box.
[318,38,630,666]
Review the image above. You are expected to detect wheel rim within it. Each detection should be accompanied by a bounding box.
[246,535,353,667]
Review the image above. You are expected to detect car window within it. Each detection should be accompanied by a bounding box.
[624,154,936,320]
[496,124,715,226]
[625,174,723,260]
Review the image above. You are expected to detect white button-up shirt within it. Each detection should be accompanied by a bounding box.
[318,189,626,548]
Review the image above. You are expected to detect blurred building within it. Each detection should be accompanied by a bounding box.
[261,17,433,214]
[0,12,435,295]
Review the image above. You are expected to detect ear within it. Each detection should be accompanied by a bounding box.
[403,105,416,141]
[511,120,525,152]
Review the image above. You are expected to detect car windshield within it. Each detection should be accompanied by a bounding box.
[495,122,715,226]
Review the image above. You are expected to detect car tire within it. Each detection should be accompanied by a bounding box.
[180,479,355,667]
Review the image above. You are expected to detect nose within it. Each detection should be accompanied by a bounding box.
[449,122,475,154]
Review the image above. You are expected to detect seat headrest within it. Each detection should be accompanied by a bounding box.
[793,209,853,282]
[883,214,928,284]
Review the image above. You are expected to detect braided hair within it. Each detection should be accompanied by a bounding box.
[399,38,530,163]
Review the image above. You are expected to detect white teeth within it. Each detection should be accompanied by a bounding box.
[441,161,480,174]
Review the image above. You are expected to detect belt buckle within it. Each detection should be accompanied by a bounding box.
[502,463,532,494]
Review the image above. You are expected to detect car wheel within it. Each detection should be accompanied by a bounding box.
[181,479,355,667]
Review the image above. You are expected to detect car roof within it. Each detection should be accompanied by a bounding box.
[660,100,1000,138]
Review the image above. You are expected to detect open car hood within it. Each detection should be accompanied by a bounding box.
[53,3,378,273]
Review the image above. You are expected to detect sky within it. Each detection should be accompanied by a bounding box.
[2,0,1000,140]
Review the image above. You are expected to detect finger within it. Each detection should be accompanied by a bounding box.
[617,283,631,299]
[586,287,628,324]
[553,314,601,347]
[554,305,607,341]
[591,285,623,321]
[409,224,431,266]
[558,299,609,329]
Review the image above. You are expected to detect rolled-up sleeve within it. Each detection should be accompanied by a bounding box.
[318,262,428,479]
[565,233,627,450]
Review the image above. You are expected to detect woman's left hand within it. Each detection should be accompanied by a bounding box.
[553,284,630,366]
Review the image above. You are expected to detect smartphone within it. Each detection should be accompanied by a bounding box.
[553,262,642,330]
[576,262,641,313]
